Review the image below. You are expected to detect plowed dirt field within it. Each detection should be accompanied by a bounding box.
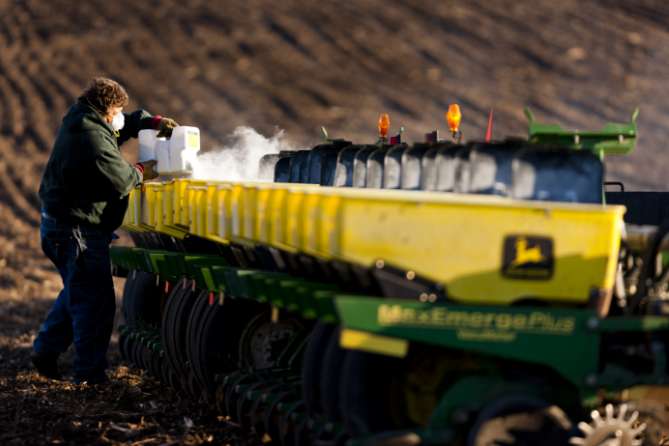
[2,0,669,444]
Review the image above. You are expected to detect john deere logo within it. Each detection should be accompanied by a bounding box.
[502,235,554,279]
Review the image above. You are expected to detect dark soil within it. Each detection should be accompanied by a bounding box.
[2,0,669,443]
[0,286,257,445]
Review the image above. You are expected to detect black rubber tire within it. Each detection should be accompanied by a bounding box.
[185,290,210,392]
[319,326,348,422]
[171,284,196,372]
[142,339,152,371]
[127,271,162,328]
[118,330,129,361]
[194,301,221,396]
[121,271,137,327]
[123,334,135,364]
[168,282,200,396]
[158,352,169,384]
[192,296,246,403]
[160,281,180,373]
[339,350,407,436]
[149,346,162,379]
[301,322,336,416]
[220,299,266,370]
[131,336,142,368]
[161,279,189,375]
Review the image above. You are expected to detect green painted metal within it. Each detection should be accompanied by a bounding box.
[597,315,669,332]
[525,107,638,157]
[110,246,340,320]
[184,255,227,290]
[151,251,187,281]
[210,266,230,293]
[335,296,669,397]
[335,296,599,390]
[112,245,669,416]
[247,271,290,305]
[110,246,150,272]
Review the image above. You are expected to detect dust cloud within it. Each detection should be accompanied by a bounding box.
[190,127,300,182]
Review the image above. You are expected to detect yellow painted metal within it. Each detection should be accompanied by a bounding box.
[140,182,159,230]
[285,188,306,249]
[122,181,624,307]
[187,185,208,236]
[301,189,342,257]
[231,183,275,244]
[340,328,409,357]
[240,185,257,242]
[133,187,145,230]
[318,193,343,256]
[177,179,207,226]
[202,184,221,242]
[125,188,134,229]
[187,185,197,232]
[161,181,174,227]
[280,185,321,251]
[194,187,203,235]
[173,179,191,226]
[199,186,212,237]
[267,187,291,251]
[127,188,144,232]
[229,184,244,241]
[153,183,164,229]
[254,185,273,244]
[299,191,323,255]
[153,181,188,239]
[216,184,232,241]
[215,183,247,243]
[206,185,217,235]
[329,189,624,305]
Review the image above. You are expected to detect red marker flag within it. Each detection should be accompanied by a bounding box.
[485,109,494,142]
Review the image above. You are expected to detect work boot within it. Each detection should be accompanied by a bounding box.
[31,351,62,380]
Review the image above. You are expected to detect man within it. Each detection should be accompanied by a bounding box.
[33,77,178,384]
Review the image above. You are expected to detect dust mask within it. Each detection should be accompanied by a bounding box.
[111,112,125,131]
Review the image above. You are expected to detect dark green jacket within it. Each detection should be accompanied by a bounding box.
[39,99,158,231]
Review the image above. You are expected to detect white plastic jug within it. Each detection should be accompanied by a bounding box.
[169,126,200,172]
[137,126,200,174]
[155,139,171,173]
[138,129,158,162]
[170,147,198,172]
[169,126,200,151]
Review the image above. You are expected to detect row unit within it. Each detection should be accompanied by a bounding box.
[263,140,604,203]
[123,180,623,311]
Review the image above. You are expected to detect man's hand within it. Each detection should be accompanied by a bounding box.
[135,160,159,181]
[157,117,178,138]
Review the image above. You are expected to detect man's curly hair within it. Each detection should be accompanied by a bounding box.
[81,77,129,114]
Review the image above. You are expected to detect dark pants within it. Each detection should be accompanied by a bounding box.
[33,215,115,382]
